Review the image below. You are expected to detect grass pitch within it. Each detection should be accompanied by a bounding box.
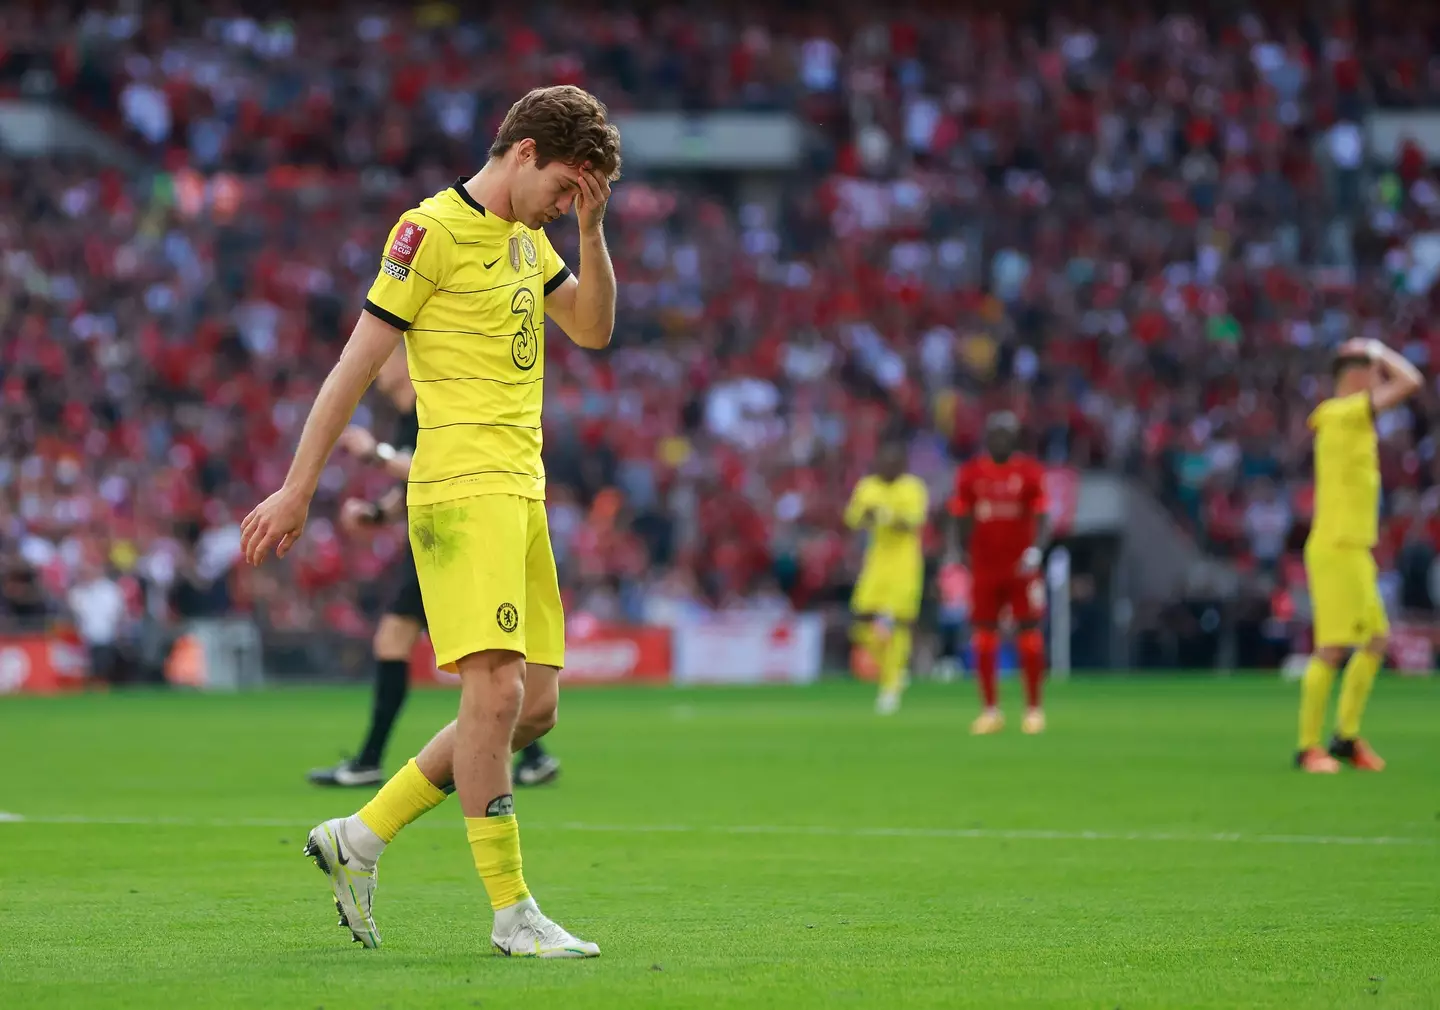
[1,676,1437,1009]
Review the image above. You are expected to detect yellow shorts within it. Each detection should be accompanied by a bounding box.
[1305,542,1389,648]
[850,561,923,623]
[408,494,565,671]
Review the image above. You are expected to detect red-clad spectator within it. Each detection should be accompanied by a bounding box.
[4,4,1440,640]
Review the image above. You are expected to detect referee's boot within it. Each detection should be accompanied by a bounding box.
[514,751,561,788]
[308,758,385,788]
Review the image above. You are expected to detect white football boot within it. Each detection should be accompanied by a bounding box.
[303,817,381,948]
[492,897,600,958]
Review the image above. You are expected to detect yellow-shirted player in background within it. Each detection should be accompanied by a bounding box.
[1296,338,1422,774]
[845,439,929,715]
[243,86,621,956]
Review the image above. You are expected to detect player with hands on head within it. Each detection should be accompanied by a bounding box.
[243,85,619,958]
[1294,336,1423,773]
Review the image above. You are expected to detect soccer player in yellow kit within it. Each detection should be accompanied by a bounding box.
[243,86,621,956]
[1296,338,1422,774]
[844,439,929,715]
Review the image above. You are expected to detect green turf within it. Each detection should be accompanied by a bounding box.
[1,676,1438,1009]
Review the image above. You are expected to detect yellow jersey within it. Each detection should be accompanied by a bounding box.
[844,474,929,571]
[1307,391,1379,548]
[364,180,570,506]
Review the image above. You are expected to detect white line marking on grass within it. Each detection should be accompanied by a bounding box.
[0,813,1432,847]
[557,822,1434,847]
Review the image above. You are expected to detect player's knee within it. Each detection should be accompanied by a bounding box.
[373,614,421,660]
[456,649,526,719]
[516,703,558,747]
[1315,645,1347,667]
[516,671,560,744]
[1364,635,1389,658]
[972,627,1000,653]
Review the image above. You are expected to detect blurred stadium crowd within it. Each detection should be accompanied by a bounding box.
[4,2,1440,674]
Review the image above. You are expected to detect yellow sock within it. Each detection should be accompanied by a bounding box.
[879,625,912,695]
[357,759,447,843]
[851,621,868,646]
[466,815,531,910]
[851,620,890,678]
[1336,649,1382,739]
[1297,656,1337,750]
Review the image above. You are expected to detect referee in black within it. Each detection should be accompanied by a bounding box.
[309,348,560,787]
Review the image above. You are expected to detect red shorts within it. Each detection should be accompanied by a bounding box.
[971,572,1045,626]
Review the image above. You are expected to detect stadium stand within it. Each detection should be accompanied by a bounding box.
[3,3,1440,679]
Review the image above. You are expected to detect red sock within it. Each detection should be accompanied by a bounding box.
[973,629,999,708]
[1018,629,1045,709]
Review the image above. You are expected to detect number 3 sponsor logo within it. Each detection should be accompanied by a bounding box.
[510,289,538,371]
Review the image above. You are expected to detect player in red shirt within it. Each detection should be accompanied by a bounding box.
[949,413,1052,735]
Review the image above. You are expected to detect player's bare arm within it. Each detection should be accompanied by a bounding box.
[372,485,407,522]
[339,425,414,482]
[545,167,616,349]
[241,311,402,565]
[1019,513,1052,574]
[340,485,407,535]
[1358,338,1424,412]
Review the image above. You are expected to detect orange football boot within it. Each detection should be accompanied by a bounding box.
[1330,736,1386,772]
[1295,747,1341,774]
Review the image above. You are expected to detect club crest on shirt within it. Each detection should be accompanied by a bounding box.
[497,602,519,633]
[388,221,426,265]
[519,234,537,267]
[508,236,521,272]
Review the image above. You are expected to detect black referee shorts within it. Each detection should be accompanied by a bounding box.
[384,543,428,627]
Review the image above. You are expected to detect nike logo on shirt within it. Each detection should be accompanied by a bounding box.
[484,257,501,270]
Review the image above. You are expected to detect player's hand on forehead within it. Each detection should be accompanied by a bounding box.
[578,161,610,190]
[574,160,611,230]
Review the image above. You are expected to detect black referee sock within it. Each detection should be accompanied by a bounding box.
[519,741,548,764]
[356,659,410,768]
